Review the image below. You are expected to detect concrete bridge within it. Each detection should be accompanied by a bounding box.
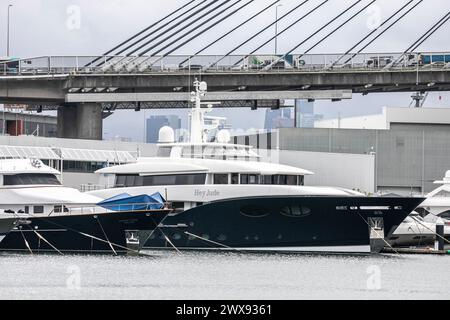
[1,53,450,140]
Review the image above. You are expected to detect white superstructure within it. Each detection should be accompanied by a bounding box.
[89,80,364,208]
[419,171,450,237]
[0,158,102,215]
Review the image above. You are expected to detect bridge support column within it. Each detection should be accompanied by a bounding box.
[57,103,103,140]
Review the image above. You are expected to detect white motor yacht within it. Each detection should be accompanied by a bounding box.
[87,80,425,254]
[416,170,450,241]
[0,158,171,253]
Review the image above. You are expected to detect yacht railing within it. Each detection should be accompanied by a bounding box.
[79,184,109,192]
[2,52,449,76]
[43,202,172,217]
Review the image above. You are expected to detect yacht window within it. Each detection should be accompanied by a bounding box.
[125,175,137,187]
[214,174,229,185]
[172,202,185,210]
[280,205,312,218]
[147,175,177,185]
[157,147,172,157]
[287,175,297,186]
[24,206,29,214]
[434,190,450,197]
[3,174,61,186]
[240,174,248,184]
[248,175,259,185]
[240,205,270,217]
[115,174,206,187]
[54,205,62,213]
[298,176,305,186]
[231,173,239,185]
[261,175,272,185]
[144,174,206,186]
[439,211,450,219]
[34,206,44,214]
[115,175,127,187]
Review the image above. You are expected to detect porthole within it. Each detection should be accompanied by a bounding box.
[172,233,181,240]
[202,234,210,240]
[217,234,227,241]
[240,205,270,218]
[280,205,312,218]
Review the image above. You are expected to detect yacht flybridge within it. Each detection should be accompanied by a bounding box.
[416,170,450,241]
[0,158,171,253]
[88,80,425,254]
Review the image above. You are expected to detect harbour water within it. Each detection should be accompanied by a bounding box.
[0,251,449,300]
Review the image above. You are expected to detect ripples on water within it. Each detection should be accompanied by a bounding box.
[0,251,448,300]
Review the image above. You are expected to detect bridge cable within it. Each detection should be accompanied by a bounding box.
[330,0,419,68]
[131,0,234,58]
[105,0,210,59]
[179,0,282,67]
[233,0,329,67]
[141,0,257,71]
[89,0,198,67]
[206,0,312,70]
[406,12,450,53]
[409,14,450,52]
[263,0,377,71]
[342,0,423,65]
[106,0,224,70]
[390,11,450,67]
[392,11,450,68]
[125,0,242,70]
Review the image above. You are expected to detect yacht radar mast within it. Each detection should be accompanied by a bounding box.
[189,79,217,144]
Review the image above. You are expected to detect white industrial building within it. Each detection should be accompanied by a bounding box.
[238,106,450,195]
[315,107,450,130]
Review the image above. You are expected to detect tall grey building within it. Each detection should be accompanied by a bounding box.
[146,115,181,143]
[264,108,294,131]
[295,100,322,128]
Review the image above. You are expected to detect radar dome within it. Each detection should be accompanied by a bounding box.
[158,126,175,143]
[445,170,450,180]
[216,129,231,144]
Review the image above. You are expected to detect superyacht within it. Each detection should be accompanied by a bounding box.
[88,80,425,254]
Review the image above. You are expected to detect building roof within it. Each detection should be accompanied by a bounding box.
[0,145,136,163]
[315,107,450,130]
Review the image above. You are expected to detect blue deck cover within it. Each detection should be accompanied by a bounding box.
[97,192,166,212]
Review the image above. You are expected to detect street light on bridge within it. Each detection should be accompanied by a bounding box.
[7,4,13,57]
[275,4,283,55]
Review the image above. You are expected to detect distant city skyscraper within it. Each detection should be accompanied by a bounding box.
[264,108,295,131]
[295,100,322,128]
[146,115,181,143]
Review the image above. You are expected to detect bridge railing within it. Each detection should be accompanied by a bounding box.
[1,52,449,76]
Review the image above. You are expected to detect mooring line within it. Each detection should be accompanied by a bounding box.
[27,225,63,256]
[19,229,33,255]
[356,212,399,254]
[95,217,118,256]
[410,216,450,245]
[158,228,182,255]
[15,213,144,256]
[184,231,242,252]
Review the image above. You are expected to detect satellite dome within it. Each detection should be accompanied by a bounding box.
[445,170,450,180]
[216,129,231,144]
[158,126,175,143]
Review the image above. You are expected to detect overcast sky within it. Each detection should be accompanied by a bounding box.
[1,0,449,141]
